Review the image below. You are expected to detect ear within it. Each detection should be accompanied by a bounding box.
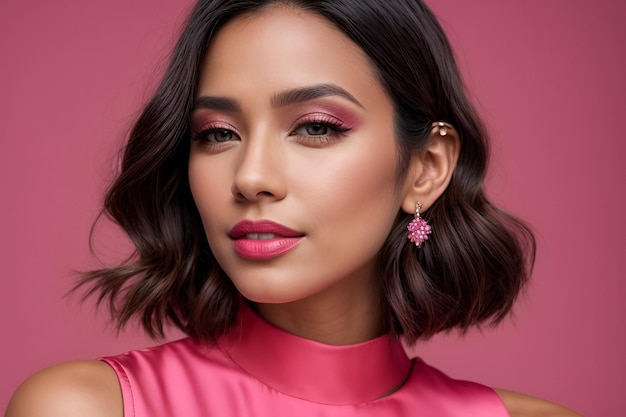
[401,122,460,214]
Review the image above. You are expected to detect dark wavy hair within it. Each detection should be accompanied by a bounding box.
[80,0,535,344]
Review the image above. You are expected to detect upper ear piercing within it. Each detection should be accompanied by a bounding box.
[433,121,453,136]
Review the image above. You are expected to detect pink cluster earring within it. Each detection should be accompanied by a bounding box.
[407,202,432,248]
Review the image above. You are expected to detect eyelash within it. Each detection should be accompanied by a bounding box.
[289,114,351,146]
[190,115,351,150]
[191,122,240,150]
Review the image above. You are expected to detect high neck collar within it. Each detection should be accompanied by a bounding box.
[219,307,412,405]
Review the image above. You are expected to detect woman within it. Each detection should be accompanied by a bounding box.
[6,1,580,416]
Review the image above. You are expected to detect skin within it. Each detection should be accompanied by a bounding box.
[189,5,421,344]
[5,6,581,417]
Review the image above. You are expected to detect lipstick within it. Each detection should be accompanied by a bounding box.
[228,220,304,260]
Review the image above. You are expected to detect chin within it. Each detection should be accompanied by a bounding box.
[232,277,326,306]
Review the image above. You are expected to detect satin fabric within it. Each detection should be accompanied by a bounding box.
[101,308,510,416]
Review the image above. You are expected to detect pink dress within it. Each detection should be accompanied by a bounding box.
[101,308,509,416]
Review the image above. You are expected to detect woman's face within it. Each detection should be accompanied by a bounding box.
[189,6,410,306]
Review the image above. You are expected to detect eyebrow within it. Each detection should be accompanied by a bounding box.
[193,83,363,112]
[271,84,363,108]
[193,96,241,113]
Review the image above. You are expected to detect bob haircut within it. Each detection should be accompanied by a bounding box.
[81,0,535,344]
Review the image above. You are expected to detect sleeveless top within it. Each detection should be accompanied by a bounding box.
[101,308,509,416]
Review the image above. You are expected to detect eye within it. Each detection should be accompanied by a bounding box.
[191,122,241,152]
[289,114,351,147]
[209,129,236,142]
[303,123,329,136]
[293,121,342,137]
[195,128,238,143]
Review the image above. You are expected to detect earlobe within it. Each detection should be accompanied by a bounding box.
[401,122,460,214]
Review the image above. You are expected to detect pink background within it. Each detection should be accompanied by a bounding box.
[1,1,624,415]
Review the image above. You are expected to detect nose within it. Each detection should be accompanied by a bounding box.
[231,132,287,203]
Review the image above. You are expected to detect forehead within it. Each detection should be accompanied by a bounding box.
[197,6,384,100]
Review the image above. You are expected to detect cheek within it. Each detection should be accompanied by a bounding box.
[296,138,401,247]
[306,144,398,209]
[188,160,209,212]
[188,157,227,232]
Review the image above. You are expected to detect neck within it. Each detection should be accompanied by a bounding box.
[253,272,383,345]
[219,305,412,405]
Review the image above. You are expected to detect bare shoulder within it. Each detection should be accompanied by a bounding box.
[495,389,583,417]
[5,360,123,417]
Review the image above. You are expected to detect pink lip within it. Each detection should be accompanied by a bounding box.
[228,220,304,260]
